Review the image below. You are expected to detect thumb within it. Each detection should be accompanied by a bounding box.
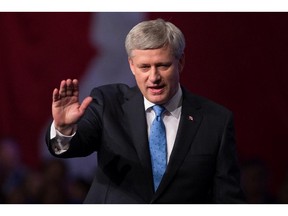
[79,96,93,114]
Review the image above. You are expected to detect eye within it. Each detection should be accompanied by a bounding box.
[157,63,171,70]
[139,65,150,72]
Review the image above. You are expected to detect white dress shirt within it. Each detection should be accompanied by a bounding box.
[50,85,183,159]
[144,85,182,162]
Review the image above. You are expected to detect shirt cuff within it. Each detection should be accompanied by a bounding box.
[50,121,77,154]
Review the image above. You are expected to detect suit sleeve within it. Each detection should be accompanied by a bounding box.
[213,112,246,203]
[45,87,104,158]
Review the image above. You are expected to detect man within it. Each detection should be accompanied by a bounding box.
[46,19,245,203]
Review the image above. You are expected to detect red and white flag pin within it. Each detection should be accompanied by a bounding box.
[188,115,194,121]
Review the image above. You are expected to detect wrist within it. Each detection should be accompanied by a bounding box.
[55,124,76,136]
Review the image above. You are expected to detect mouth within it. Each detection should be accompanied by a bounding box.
[148,85,165,95]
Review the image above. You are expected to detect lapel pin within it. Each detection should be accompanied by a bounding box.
[188,115,194,121]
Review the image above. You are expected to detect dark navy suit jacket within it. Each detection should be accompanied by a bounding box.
[46,84,245,203]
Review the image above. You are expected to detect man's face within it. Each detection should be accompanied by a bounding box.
[129,45,184,104]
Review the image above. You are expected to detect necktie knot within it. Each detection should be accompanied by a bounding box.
[152,105,165,121]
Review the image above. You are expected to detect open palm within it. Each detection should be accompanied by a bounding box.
[52,79,92,135]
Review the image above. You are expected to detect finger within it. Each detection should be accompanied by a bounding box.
[79,96,93,114]
[59,80,67,98]
[72,79,79,97]
[52,88,60,102]
[66,79,73,96]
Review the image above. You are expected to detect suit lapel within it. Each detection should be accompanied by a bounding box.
[122,87,154,193]
[151,88,203,201]
[122,86,204,202]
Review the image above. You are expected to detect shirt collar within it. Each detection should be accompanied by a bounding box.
[144,84,182,119]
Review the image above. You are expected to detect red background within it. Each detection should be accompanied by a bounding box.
[0,12,287,197]
[149,12,288,194]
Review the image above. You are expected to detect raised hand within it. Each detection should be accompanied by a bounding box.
[52,79,92,135]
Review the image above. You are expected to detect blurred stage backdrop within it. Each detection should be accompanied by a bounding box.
[0,12,288,203]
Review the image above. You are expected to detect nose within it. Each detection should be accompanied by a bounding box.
[149,67,161,83]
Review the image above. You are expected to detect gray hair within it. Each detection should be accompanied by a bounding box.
[125,19,185,59]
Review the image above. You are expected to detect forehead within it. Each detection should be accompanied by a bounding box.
[130,46,174,62]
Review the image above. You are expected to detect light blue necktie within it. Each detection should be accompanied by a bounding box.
[149,105,167,191]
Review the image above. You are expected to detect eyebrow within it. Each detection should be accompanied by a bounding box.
[137,61,172,67]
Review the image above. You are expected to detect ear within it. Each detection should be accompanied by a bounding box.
[178,54,185,74]
[128,57,136,75]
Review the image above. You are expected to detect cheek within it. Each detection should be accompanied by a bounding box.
[135,70,149,80]
[166,70,180,85]
[134,73,146,87]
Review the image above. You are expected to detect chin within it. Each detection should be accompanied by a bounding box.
[148,96,168,105]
